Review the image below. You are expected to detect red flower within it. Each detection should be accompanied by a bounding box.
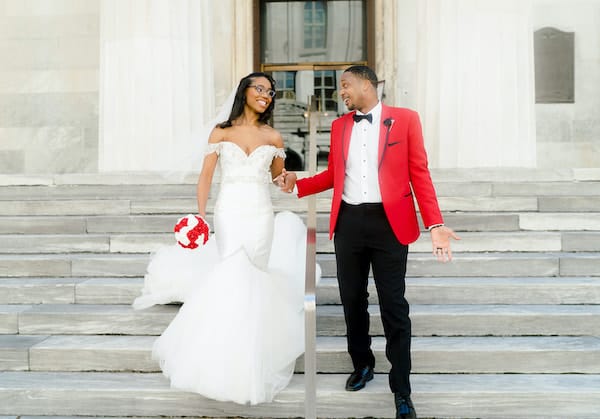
[174,214,210,249]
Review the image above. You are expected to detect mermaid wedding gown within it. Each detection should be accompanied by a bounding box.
[133,141,318,405]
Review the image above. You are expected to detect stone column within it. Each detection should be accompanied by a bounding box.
[397,0,537,168]
[99,0,215,172]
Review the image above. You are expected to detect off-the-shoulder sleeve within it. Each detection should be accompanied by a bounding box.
[274,148,286,159]
[205,142,221,156]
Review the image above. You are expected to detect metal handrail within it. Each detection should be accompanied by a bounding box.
[304,97,319,419]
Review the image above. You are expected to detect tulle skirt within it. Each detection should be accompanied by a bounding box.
[133,210,317,404]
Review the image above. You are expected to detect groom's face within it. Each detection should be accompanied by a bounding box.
[340,72,366,112]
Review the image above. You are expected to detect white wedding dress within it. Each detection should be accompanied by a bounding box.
[133,141,317,405]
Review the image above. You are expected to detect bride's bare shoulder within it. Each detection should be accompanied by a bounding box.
[208,126,227,144]
[261,124,284,148]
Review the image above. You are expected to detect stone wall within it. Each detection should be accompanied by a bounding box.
[534,0,600,168]
[0,0,99,174]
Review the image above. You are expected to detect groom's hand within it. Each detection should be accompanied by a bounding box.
[430,225,460,262]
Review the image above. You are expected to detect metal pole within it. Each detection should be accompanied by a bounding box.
[304,96,318,419]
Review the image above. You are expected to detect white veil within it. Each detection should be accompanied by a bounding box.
[164,87,237,181]
[191,87,237,172]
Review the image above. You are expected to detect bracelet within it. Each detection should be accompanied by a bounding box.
[428,224,444,231]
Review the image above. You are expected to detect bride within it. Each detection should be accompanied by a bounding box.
[133,72,316,405]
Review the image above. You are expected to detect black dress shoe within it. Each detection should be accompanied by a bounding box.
[345,366,374,391]
[394,393,417,419]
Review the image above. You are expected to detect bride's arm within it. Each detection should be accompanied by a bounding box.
[270,131,285,180]
[197,129,221,217]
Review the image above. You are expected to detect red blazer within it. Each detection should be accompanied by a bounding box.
[297,104,443,245]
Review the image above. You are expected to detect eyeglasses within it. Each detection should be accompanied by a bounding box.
[247,85,276,98]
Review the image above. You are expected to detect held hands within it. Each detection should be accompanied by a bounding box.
[273,169,297,193]
[430,225,461,262]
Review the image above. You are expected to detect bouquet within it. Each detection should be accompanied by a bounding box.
[173,214,210,249]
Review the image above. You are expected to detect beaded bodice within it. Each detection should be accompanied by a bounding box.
[206,141,285,185]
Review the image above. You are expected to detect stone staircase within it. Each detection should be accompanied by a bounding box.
[1,168,600,419]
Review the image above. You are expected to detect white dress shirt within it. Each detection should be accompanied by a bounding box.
[342,101,383,204]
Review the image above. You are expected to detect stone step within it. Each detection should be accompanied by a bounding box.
[0,212,524,235]
[5,230,598,254]
[3,252,597,278]
[318,276,600,305]
[1,212,598,243]
[2,168,599,186]
[2,178,599,199]
[2,303,600,337]
[2,334,598,374]
[519,212,600,230]
[3,196,580,216]
[492,181,600,196]
[316,304,600,337]
[3,276,600,306]
[0,371,598,418]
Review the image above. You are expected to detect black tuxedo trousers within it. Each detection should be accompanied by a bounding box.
[334,201,411,396]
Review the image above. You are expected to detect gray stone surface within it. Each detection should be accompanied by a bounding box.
[130,198,332,215]
[0,234,109,253]
[574,168,600,181]
[18,304,177,335]
[0,255,71,277]
[405,253,560,277]
[0,216,86,234]
[25,334,600,375]
[0,174,599,419]
[75,278,142,304]
[12,302,600,337]
[493,181,600,196]
[30,335,156,372]
[0,305,30,334]
[109,234,172,253]
[0,150,24,173]
[409,231,562,253]
[427,182,492,197]
[430,168,576,182]
[0,278,80,304]
[0,92,97,126]
[0,335,47,371]
[317,277,600,305]
[437,196,538,211]
[0,184,196,200]
[520,212,600,230]
[539,196,600,212]
[86,215,176,233]
[316,304,600,337]
[318,253,561,278]
[3,252,564,279]
[71,254,149,277]
[562,232,600,251]
[314,335,600,374]
[561,254,600,276]
[1,372,599,418]
[439,212,520,231]
[0,200,130,216]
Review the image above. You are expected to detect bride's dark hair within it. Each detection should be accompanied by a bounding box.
[217,72,276,129]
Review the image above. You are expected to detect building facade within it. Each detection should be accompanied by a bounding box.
[1,0,599,174]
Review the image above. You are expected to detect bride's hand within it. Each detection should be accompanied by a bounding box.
[273,169,287,188]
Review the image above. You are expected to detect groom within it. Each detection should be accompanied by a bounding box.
[278,65,459,419]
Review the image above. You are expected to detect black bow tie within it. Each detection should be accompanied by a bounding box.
[353,113,372,124]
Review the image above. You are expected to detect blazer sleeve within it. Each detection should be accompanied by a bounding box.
[406,111,444,228]
[296,122,338,197]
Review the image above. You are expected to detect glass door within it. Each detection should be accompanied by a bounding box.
[258,0,370,169]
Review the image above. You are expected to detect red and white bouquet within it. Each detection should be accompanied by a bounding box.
[173,214,210,249]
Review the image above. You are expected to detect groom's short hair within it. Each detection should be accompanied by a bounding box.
[344,65,378,89]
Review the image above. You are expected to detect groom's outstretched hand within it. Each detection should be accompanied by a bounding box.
[430,225,460,262]
[274,169,298,193]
